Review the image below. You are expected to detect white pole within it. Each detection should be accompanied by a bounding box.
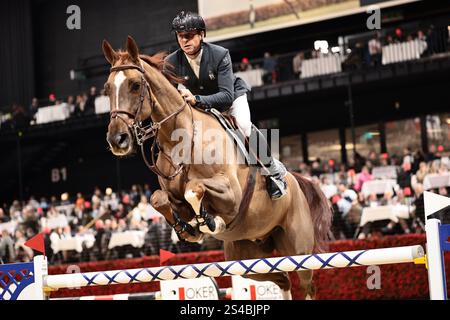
[425,218,447,300]
[32,255,47,300]
[43,245,423,290]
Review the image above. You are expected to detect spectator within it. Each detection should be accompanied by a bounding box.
[14,230,34,262]
[411,161,428,189]
[91,187,102,207]
[292,51,304,78]
[262,52,277,84]
[394,28,404,43]
[11,104,29,128]
[239,57,252,72]
[397,161,413,191]
[0,230,16,263]
[342,42,364,71]
[336,183,359,238]
[367,150,380,168]
[368,32,382,67]
[39,197,49,211]
[426,25,439,55]
[66,95,75,114]
[84,86,97,115]
[354,166,374,192]
[75,192,85,210]
[29,97,39,121]
[129,185,142,206]
[143,184,152,200]
[0,208,10,223]
[311,160,323,177]
[425,144,440,162]
[73,94,87,117]
[417,29,428,57]
[9,200,22,222]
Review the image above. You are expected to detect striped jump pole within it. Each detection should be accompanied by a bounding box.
[42,245,423,290]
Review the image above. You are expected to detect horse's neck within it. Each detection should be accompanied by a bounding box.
[142,62,192,145]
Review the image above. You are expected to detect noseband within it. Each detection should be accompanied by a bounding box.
[109,63,188,180]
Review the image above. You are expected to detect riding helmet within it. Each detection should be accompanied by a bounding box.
[171,11,206,36]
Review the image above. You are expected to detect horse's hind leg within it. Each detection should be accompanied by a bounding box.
[223,240,293,300]
[297,270,315,300]
[271,226,316,299]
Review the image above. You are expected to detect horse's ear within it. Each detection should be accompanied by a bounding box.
[126,36,140,63]
[102,40,119,65]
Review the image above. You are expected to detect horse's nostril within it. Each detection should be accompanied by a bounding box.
[114,133,129,147]
[118,133,128,145]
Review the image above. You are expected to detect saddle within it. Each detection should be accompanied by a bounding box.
[203,108,251,165]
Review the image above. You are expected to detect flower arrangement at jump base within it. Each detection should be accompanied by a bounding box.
[48,234,449,300]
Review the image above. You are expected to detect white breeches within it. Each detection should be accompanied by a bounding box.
[225,94,252,137]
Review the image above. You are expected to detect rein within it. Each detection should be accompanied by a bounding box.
[109,63,190,180]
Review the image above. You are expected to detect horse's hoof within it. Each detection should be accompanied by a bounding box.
[182,219,204,243]
[185,232,204,243]
[199,216,226,235]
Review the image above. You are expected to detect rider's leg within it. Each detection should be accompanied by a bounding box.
[226,94,287,200]
[225,93,252,138]
[250,125,287,200]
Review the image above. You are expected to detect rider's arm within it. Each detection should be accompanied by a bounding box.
[195,52,234,112]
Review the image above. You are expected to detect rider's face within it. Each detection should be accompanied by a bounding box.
[177,31,203,56]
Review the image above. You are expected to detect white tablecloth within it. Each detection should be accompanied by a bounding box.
[108,230,146,249]
[372,166,398,179]
[51,234,96,253]
[42,215,69,230]
[95,96,110,114]
[300,55,343,79]
[382,39,427,65]
[423,173,450,190]
[35,103,71,124]
[360,204,413,227]
[361,179,398,197]
[235,69,264,88]
[0,221,17,234]
[55,204,75,215]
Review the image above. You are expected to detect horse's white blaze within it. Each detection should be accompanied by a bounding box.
[114,71,126,110]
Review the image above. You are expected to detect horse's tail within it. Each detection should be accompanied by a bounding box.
[291,171,333,253]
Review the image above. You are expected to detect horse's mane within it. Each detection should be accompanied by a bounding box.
[139,52,184,84]
[114,50,183,84]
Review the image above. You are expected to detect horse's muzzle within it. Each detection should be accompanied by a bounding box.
[107,131,132,154]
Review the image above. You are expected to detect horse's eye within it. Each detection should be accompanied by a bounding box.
[131,82,140,92]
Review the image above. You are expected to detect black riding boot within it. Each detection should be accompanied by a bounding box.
[249,126,287,200]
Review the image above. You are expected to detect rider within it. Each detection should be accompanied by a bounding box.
[165,11,287,200]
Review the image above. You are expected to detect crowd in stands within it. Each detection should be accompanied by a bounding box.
[0,184,223,265]
[0,86,106,131]
[1,23,448,130]
[234,23,448,84]
[1,143,449,265]
[290,145,450,241]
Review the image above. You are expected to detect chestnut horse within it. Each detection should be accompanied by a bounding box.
[102,36,332,299]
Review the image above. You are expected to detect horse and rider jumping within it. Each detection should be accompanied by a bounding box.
[103,11,332,299]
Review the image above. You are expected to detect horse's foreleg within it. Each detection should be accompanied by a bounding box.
[184,181,226,235]
[150,190,203,242]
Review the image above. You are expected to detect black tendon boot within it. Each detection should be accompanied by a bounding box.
[250,126,287,200]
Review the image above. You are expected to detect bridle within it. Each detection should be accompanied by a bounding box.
[109,63,189,180]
